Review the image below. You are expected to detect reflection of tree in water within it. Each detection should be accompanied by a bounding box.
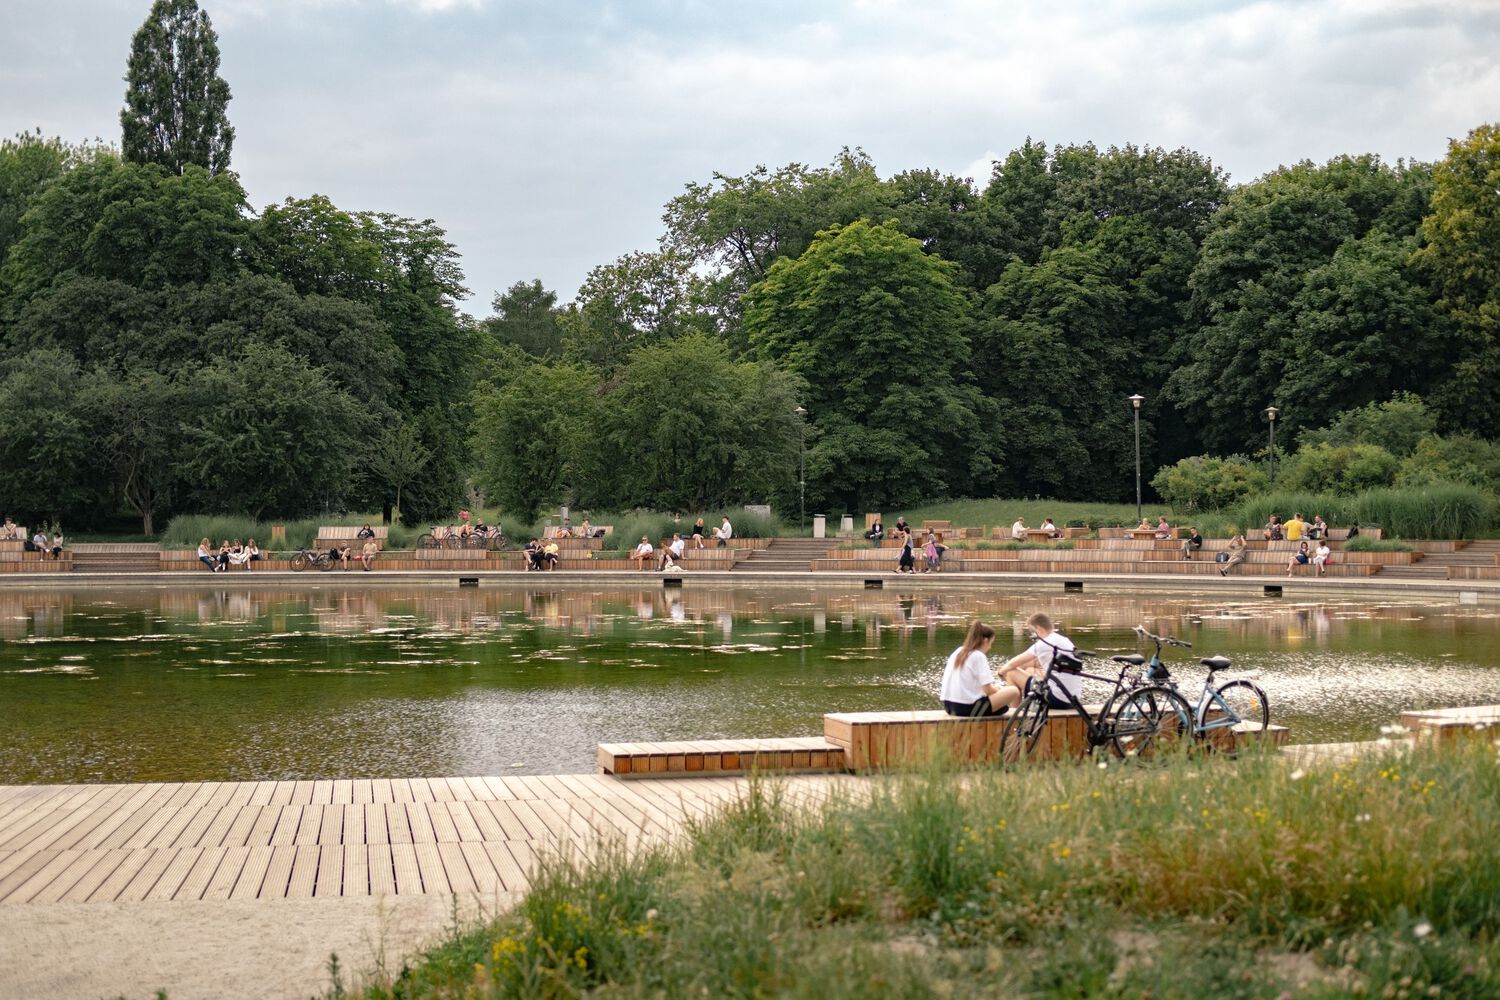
[4,585,1498,651]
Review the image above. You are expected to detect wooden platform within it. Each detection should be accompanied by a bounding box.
[0,773,853,905]
[1399,704,1500,742]
[596,737,844,777]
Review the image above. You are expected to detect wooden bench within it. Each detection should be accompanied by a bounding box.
[316,526,389,551]
[824,710,1286,768]
[1399,705,1500,743]
[1447,565,1500,580]
[597,737,846,777]
[921,520,952,532]
[545,525,613,539]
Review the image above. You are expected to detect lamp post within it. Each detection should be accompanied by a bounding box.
[1129,394,1145,522]
[1265,405,1279,485]
[794,405,807,534]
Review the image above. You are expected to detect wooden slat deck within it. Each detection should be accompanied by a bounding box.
[1399,703,1500,741]
[0,772,855,905]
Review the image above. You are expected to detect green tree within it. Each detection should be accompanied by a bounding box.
[121,0,234,176]
[1415,123,1500,436]
[482,280,565,358]
[564,250,710,366]
[604,334,804,511]
[1397,434,1500,489]
[473,362,602,522]
[0,131,112,265]
[0,350,97,522]
[176,342,364,517]
[81,366,188,535]
[1298,393,1438,458]
[363,419,428,523]
[1281,442,1400,493]
[744,219,993,510]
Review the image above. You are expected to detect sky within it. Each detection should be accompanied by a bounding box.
[3,0,1497,313]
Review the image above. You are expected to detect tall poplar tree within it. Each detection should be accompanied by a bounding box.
[120,0,234,176]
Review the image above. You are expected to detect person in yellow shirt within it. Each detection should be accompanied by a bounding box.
[1285,513,1306,541]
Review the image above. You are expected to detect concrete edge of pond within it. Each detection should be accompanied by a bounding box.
[3,569,1499,604]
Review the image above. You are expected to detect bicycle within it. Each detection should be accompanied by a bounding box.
[417,526,462,550]
[288,547,336,572]
[1129,626,1270,750]
[1000,643,1192,764]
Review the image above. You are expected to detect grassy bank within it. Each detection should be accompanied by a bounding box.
[342,742,1500,998]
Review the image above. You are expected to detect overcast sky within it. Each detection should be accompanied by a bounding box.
[3,0,1497,312]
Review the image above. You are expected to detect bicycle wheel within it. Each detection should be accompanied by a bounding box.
[1211,679,1270,744]
[417,533,437,550]
[318,554,336,572]
[1106,685,1193,760]
[290,552,308,572]
[442,535,461,550]
[488,534,512,552]
[1000,695,1049,766]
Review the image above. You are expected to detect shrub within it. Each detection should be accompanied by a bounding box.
[1281,442,1400,493]
[1150,455,1268,511]
[1299,392,1436,457]
[1342,536,1413,552]
[1398,434,1500,490]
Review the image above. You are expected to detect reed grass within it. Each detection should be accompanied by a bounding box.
[348,741,1500,999]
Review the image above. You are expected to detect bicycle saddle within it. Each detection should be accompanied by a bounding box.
[1201,656,1232,672]
[1111,654,1146,665]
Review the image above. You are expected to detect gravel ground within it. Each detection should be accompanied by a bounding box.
[0,893,516,1000]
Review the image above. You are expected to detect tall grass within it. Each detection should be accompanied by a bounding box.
[1237,483,1495,539]
[351,742,1500,999]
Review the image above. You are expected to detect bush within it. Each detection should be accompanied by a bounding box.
[1281,442,1400,493]
[1150,455,1268,511]
[1398,434,1500,490]
[1342,536,1413,552]
[1300,392,1436,458]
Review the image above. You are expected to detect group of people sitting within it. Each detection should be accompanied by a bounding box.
[196,538,262,571]
[3,517,66,560]
[1009,517,1063,540]
[1262,513,1346,542]
[940,613,1080,718]
[521,538,561,571]
[554,518,604,539]
[324,525,381,570]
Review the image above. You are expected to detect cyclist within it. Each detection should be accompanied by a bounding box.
[998,612,1079,709]
[940,621,1019,718]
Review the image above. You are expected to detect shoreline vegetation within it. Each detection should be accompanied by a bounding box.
[78,484,1499,552]
[338,741,1500,999]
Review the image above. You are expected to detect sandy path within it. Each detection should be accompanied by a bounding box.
[0,892,515,1000]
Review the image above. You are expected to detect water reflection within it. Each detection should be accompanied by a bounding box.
[2,584,1498,783]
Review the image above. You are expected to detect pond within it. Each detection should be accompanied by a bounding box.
[3,583,1499,783]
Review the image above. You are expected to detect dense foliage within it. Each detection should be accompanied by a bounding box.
[1,1,1496,531]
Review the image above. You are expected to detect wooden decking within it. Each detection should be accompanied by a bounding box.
[0,773,853,906]
[597,737,845,777]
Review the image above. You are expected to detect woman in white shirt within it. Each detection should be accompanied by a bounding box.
[940,621,1020,718]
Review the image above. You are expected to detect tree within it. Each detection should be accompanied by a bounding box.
[1415,123,1500,436]
[744,220,994,510]
[0,131,110,265]
[363,420,428,523]
[564,250,711,366]
[175,342,364,517]
[0,350,97,522]
[482,280,565,358]
[1151,456,1268,511]
[121,0,234,176]
[604,334,804,510]
[473,362,602,522]
[1298,393,1438,458]
[82,366,188,535]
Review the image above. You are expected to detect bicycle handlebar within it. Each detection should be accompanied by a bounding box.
[1134,625,1192,648]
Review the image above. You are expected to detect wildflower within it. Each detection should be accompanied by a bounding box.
[1355,813,1371,823]
[1096,759,1108,769]
[1414,921,1433,939]
[645,908,658,921]
[1290,769,1306,781]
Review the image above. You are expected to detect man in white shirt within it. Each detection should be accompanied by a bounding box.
[999,612,1080,708]
[630,535,654,571]
[715,516,733,547]
[1011,517,1027,540]
[659,533,687,571]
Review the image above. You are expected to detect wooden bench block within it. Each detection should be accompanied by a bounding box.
[597,737,847,779]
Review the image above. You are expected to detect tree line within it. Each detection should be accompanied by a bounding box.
[1,0,1496,532]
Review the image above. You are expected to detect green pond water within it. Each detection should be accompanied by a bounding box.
[3,583,1499,783]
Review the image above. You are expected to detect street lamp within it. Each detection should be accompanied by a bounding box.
[1265,405,1279,485]
[1129,394,1145,522]
[794,406,807,534]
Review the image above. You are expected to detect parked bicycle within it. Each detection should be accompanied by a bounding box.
[1127,626,1270,749]
[417,524,511,551]
[288,547,336,572]
[1000,643,1192,764]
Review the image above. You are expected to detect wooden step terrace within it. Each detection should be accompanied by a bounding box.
[597,737,845,777]
[1399,704,1500,743]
